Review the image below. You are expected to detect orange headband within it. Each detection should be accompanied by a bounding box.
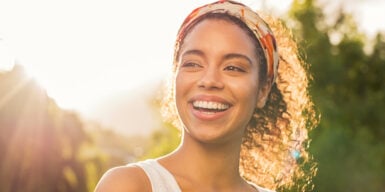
[175,0,279,83]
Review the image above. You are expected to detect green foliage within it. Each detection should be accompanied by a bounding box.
[0,67,87,192]
[143,121,180,159]
[0,66,161,192]
[0,66,103,192]
[310,126,385,191]
[288,0,385,191]
[140,97,181,159]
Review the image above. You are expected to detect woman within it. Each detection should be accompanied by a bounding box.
[95,1,317,191]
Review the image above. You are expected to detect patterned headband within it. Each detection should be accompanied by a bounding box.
[175,0,279,83]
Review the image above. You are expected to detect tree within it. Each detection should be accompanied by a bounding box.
[287,0,385,191]
[0,66,100,192]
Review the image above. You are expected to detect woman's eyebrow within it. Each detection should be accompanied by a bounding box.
[180,50,252,66]
[181,49,205,58]
[223,53,253,66]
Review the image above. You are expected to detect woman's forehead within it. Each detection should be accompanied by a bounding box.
[179,19,258,62]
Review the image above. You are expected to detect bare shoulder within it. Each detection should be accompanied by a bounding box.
[94,165,151,192]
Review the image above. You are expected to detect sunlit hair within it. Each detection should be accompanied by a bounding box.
[161,9,319,192]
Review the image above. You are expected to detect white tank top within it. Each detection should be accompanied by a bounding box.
[133,159,274,192]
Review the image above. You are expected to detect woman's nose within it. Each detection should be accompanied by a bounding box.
[197,67,224,90]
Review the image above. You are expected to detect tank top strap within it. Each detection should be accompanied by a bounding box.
[133,159,274,192]
[133,159,182,192]
[248,181,276,192]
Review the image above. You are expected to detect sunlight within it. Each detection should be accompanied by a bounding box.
[0,0,293,115]
[0,38,15,71]
[0,69,31,110]
[0,0,294,114]
[1,0,383,116]
[21,65,108,112]
[0,68,89,191]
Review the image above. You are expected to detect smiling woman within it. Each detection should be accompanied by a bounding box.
[175,18,265,145]
[95,1,318,192]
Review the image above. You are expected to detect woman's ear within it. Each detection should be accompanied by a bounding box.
[256,79,273,109]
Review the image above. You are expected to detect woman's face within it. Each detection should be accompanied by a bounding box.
[175,19,268,144]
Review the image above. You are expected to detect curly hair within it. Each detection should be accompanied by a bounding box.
[160,10,319,192]
[240,15,319,191]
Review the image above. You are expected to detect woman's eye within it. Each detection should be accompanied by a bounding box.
[181,62,201,68]
[224,65,245,72]
[179,61,203,72]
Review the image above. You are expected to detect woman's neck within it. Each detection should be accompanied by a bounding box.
[158,131,246,191]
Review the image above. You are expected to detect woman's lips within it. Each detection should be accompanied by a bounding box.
[192,100,230,111]
[189,95,232,121]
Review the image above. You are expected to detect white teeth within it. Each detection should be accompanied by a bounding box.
[193,101,230,110]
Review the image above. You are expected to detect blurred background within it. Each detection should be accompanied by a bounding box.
[0,0,384,191]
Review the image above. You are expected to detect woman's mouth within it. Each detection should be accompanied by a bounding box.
[188,95,232,120]
[192,100,230,113]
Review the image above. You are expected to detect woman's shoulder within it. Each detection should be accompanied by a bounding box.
[94,164,151,192]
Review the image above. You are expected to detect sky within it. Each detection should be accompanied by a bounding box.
[1,0,384,115]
